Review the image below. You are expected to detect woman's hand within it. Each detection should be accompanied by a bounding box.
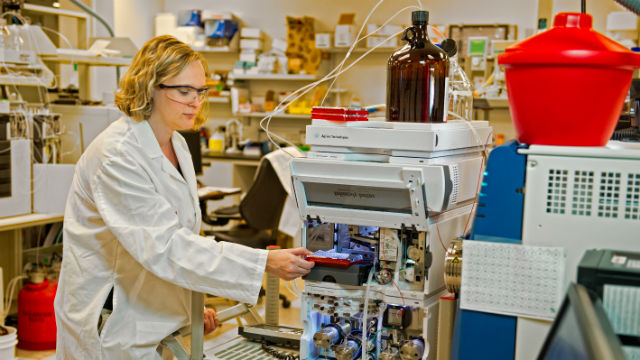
[203,308,219,335]
[266,247,315,281]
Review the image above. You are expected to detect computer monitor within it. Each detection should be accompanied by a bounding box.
[537,283,626,360]
[178,130,202,175]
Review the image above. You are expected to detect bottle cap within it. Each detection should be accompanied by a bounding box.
[440,38,457,57]
[412,11,429,25]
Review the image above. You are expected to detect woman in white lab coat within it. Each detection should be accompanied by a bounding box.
[54,35,314,359]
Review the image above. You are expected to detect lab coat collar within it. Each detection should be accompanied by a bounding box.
[131,118,164,160]
[131,118,187,185]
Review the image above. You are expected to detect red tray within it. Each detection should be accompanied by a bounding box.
[305,256,363,268]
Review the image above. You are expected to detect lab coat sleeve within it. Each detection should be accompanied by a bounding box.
[91,152,268,305]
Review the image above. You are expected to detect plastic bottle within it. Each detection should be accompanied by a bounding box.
[17,274,57,350]
[208,126,225,152]
[386,11,449,123]
[441,39,473,121]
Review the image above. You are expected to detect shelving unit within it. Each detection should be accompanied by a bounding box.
[0,4,110,301]
[0,76,50,87]
[0,213,64,232]
[208,96,230,103]
[22,243,63,257]
[40,54,132,66]
[0,214,64,307]
[236,112,309,119]
[229,73,318,81]
[40,54,131,99]
[194,46,236,54]
[323,47,395,54]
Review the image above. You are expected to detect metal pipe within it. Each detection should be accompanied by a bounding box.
[69,0,121,85]
[69,0,113,37]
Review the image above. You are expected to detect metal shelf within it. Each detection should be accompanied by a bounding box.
[40,54,131,66]
[323,47,395,54]
[23,243,63,256]
[229,73,317,81]
[195,46,236,53]
[208,96,229,103]
[0,75,50,87]
[0,213,64,232]
[236,112,310,119]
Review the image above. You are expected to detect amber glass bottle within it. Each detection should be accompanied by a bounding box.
[386,11,449,122]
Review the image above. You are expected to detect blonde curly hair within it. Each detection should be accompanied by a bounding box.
[115,35,209,127]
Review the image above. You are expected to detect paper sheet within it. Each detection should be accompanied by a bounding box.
[197,186,241,198]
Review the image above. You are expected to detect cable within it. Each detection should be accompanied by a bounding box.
[2,275,27,321]
[321,0,386,105]
[462,131,493,236]
[260,5,420,155]
[69,0,114,37]
[288,280,301,297]
[292,278,302,296]
[390,278,405,307]
[321,4,422,105]
[283,279,297,298]
[361,266,375,360]
[433,211,446,251]
[40,26,77,89]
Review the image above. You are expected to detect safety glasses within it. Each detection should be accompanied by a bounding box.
[158,84,209,104]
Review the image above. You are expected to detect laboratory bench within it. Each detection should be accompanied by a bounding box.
[200,151,262,196]
[0,213,64,302]
[202,150,262,165]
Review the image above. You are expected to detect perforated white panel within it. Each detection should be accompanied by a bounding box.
[540,169,639,220]
[625,173,640,220]
[598,171,621,218]
[450,164,460,204]
[571,170,593,217]
[545,169,568,215]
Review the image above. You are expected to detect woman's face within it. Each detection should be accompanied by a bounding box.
[151,60,207,131]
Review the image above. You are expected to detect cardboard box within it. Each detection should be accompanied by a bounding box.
[271,38,288,53]
[241,27,262,39]
[381,25,402,36]
[286,16,322,74]
[334,25,354,47]
[366,36,397,48]
[240,38,262,50]
[334,13,356,48]
[239,50,257,63]
[366,24,401,48]
[315,33,331,48]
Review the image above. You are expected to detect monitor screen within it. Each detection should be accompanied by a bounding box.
[178,130,202,175]
[537,283,626,360]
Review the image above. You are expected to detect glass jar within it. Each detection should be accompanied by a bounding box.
[386,11,449,123]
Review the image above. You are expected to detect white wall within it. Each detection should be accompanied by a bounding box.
[553,0,626,31]
[90,0,118,102]
[114,0,165,49]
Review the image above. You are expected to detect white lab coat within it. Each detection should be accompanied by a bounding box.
[54,116,268,359]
